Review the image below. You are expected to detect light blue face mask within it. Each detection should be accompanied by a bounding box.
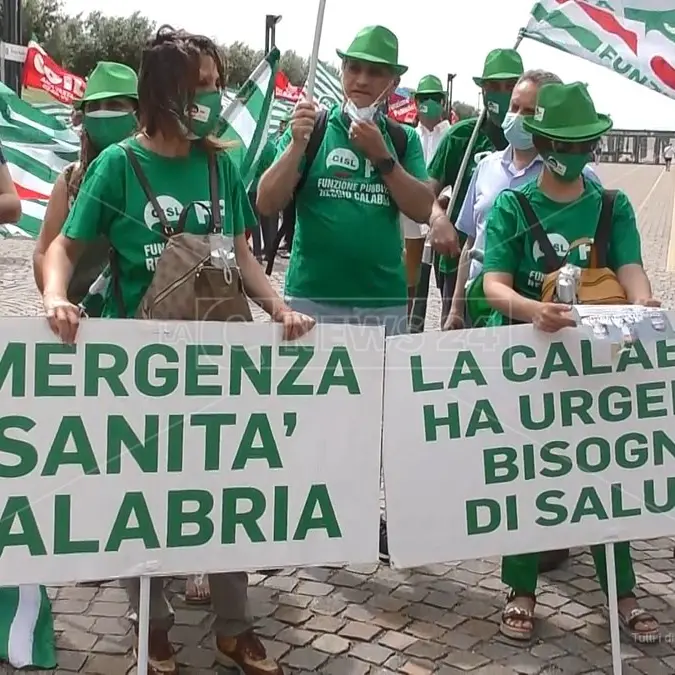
[502,112,534,150]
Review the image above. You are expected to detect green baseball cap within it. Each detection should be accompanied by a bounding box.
[472,48,524,86]
[337,25,407,75]
[523,82,612,141]
[74,61,138,110]
[414,74,444,97]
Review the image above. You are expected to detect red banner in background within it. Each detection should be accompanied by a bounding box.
[21,42,86,104]
[274,71,303,102]
[388,91,417,124]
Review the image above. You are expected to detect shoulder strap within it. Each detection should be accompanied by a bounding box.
[384,118,408,161]
[511,190,561,274]
[296,108,329,194]
[593,189,617,268]
[121,144,174,238]
[208,153,222,233]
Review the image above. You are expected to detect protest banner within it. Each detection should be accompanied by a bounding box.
[382,323,675,569]
[0,318,385,586]
[21,42,86,104]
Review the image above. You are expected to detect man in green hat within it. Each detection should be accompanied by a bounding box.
[481,82,660,642]
[401,74,450,312]
[258,25,432,563]
[410,48,523,333]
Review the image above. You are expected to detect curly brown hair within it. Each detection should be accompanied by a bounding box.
[138,25,232,153]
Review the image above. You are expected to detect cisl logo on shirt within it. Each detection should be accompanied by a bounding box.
[326,148,360,172]
[142,196,225,230]
[143,196,183,229]
[532,234,591,261]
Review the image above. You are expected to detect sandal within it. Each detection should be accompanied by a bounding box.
[500,591,536,641]
[617,597,660,644]
[184,574,210,605]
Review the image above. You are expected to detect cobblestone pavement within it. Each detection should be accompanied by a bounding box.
[2,164,675,675]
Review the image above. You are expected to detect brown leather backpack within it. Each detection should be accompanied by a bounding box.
[512,189,627,305]
[111,145,252,322]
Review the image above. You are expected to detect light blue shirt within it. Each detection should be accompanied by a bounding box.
[456,147,599,284]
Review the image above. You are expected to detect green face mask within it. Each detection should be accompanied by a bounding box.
[417,98,444,120]
[187,91,222,138]
[483,90,511,125]
[543,151,591,182]
[83,110,137,150]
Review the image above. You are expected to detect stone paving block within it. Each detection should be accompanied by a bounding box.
[275,627,315,646]
[349,641,393,665]
[379,630,418,651]
[321,656,370,675]
[281,646,329,670]
[339,620,382,641]
[312,633,350,654]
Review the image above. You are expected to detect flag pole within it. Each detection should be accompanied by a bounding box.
[409,29,524,334]
[306,0,328,100]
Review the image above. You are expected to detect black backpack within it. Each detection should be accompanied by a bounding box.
[265,110,408,275]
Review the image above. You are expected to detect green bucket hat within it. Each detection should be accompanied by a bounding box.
[414,74,444,97]
[337,25,407,75]
[472,48,524,86]
[74,61,138,110]
[523,82,612,141]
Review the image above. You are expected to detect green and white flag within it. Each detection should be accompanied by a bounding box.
[80,48,281,314]
[0,586,56,669]
[218,47,280,189]
[303,59,343,109]
[523,0,675,100]
[0,82,79,238]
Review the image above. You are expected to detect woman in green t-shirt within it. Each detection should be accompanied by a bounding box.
[41,26,313,675]
[483,82,660,644]
[33,61,139,314]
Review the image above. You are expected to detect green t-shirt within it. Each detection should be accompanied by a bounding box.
[483,178,642,302]
[275,105,429,307]
[250,138,276,194]
[427,117,496,275]
[62,138,255,318]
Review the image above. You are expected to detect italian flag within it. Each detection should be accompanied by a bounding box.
[0,586,56,669]
[523,0,675,100]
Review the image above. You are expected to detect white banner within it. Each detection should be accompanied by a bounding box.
[382,324,675,568]
[0,319,385,585]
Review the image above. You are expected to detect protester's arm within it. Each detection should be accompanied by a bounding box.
[425,127,462,255]
[228,156,314,339]
[33,172,69,293]
[43,148,122,304]
[444,170,480,327]
[256,128,304,215]
[482,192,541,323]
[445,237,474,329]
[0,147,21,223]
[608,190,654,303]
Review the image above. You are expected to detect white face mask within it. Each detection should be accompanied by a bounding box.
[344,98,379,123]
[342,80,393,123]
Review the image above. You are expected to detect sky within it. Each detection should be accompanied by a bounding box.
[62,0,675,130]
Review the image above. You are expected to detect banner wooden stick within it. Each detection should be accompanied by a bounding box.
[136,576,151,675]
[605,543,623,675]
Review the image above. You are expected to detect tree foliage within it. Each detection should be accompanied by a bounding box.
[21,1,473,115]
[453,101,479,120]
